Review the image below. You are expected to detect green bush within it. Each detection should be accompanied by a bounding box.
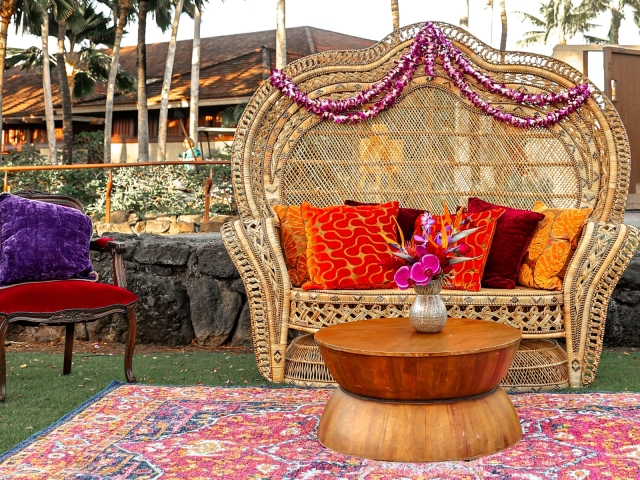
[91,164,235,218]
[2,145,236,218]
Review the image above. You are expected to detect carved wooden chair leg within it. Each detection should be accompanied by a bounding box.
[0,317,7,402]
[124,306,137,383]
[63,323,75,375]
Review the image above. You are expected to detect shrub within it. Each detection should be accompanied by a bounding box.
[1,146,236,218]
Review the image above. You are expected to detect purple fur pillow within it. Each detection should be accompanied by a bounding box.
[0,194,96,287]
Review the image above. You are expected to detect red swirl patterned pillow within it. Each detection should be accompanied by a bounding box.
[273,205,309,287]
[301,201,400,290]
[413,208,505,292]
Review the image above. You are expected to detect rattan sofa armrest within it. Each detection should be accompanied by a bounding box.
[221,217,291,382]
[562,221,639,387]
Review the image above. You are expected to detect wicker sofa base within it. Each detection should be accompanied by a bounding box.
[284,333,569,392]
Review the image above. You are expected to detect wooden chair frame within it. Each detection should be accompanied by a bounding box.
[0,191,137,402]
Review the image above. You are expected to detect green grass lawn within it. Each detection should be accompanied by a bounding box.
[0,350,638,455]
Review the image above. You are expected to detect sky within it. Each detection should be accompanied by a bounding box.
[6,0,640,58]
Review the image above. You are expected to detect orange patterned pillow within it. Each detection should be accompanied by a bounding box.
[273,205,308,287]
[413,208,505,292]
[517,202,592,291]
[300,201,400,291]
[444,208,505,292]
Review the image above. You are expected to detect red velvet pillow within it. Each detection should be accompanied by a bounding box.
[344,200,423,242]
[467,198,545,289]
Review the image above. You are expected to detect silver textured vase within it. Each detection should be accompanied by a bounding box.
[409,279,447,333]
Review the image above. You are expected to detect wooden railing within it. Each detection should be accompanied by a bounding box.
[0,160,231,224]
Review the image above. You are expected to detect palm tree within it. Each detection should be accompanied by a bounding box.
[56,6,74,163]
[500,0,507,50]
[391,0,400,31]
[41,2,57,163]
[156,0,184,161]
[517,0,597,46]
[103,0,132,163]
[136,0,171,163]
[582,0,640,44]
[188,2,201,143]
[460,0,469,29]
[0,0,18,162]
[10,0,134,163]
[275,0,285,70]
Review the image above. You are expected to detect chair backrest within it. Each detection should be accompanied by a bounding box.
[231,22,630,224]
[13,190,84,212]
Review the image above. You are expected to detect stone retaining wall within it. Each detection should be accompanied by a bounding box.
[7,235,640,349]
[7,233,251,348]
[605,252,640,348]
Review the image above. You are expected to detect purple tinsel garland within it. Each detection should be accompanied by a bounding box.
[269,22,591,127]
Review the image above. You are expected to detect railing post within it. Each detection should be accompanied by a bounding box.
[3,172,7,193]
[105,170,113,224]
[203,167,213,224]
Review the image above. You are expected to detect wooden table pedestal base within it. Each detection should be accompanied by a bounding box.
[318,387,522,462]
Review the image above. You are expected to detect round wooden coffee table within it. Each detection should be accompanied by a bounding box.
[315,317,523,462]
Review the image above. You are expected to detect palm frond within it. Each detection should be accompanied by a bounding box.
[72,70,96,98]
[4,46,56,71]
[515,11,546,28]
[220,103,248,128]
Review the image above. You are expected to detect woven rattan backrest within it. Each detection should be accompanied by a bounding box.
[232,22,630,223]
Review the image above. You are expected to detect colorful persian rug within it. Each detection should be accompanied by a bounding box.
[1,383,639,479]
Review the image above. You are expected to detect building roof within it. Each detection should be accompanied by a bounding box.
[2,26,376,119]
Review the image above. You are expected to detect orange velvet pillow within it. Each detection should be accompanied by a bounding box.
[273,205,308,287]
[517,202,592,291]
[413,208,505,292]
[300,201,400,290]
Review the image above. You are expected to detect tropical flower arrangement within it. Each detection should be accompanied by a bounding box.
[269,22,591,127]
[384,206,477,290]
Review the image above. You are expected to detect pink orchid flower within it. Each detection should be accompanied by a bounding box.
[394,254,442,290]
[410,254,442,285]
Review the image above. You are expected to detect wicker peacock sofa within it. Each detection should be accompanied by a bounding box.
[221,22,639,391]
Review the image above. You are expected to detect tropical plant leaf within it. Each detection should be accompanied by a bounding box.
[447,256,479,265]
[391,252,416,264]
[450,226,480,243]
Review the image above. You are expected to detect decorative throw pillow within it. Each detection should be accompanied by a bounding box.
[344,200,423,242]
[517,202,592,291]
[413,208,505,292]
[301,201,400,290]
[467,198,545,289]
[273,205,309,287]
[0,193,96,287]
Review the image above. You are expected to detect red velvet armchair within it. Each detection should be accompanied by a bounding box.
[0,192,138,402]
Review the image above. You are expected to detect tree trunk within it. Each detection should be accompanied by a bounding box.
[188,4,201,145]
[0,1,16,163]
[0,13,10,163]
[104,3,129,164]
[156,0,184,162]
[275,0,286,70]
[390,0,400,31]
[500,0,507,51]
[41,13,58,164]
[57,20,73,164]
[460,0,469,29]
[137,0,149,162]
